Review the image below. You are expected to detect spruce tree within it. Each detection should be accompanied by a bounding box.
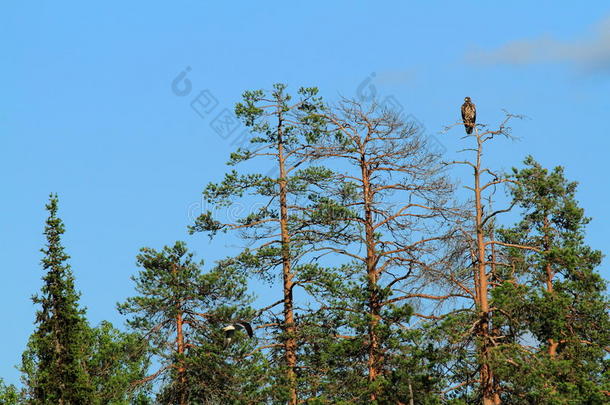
[22,194,94,404]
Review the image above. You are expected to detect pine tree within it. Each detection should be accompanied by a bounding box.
[439,114,527,404]
[21,194,94,404]
[304,98,454,403]
[190,84,330,405]
[492,156,610,403]
[118,241,253,404]
[86,321,151,404]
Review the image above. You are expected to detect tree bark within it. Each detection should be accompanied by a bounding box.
[277,111,298,405]
[361,153,381,402]
[543,218,559,358]
[173,263,187,405]
[473,134,500,405]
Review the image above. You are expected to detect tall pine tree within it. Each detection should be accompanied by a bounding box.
[190,84,330,405]
[303,98,455,403]
[439,114,523,404]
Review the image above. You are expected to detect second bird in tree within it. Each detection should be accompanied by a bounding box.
[222,321,254,348]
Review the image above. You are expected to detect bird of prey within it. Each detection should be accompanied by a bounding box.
[222,321,254,347]
[461,97,476,134]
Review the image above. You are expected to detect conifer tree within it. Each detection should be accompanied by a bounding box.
[118,241,253,404]
[439,115,525,405]
[0,378,20,405]
[21,194,94,404]
[190,84,330,405]
[86,321,151,404]
[304,99,454,403]
[491,157,610,403]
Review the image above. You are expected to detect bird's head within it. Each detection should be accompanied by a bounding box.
[464,96,471,102]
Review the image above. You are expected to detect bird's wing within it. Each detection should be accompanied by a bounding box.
[461,103,467,121]
[237,321,254,338]
[472,103,476,123]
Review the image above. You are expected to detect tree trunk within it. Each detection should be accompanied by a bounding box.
[543,218,559,358]
[277,113,298,405]
[408,381,414,405]
[173,263,187,405]
[361,154,381,402]
[546,259,559,357]
[473,136,500,405]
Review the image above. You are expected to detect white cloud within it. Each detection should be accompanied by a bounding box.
[375,69,416,86]
[467,16,610,72]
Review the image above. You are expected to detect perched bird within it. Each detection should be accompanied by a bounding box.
[461,97,476,134]
[222,321,254,347]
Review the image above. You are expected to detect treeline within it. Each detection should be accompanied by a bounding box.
[2,84,608,405]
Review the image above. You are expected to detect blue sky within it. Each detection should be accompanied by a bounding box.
[1,1,609,385]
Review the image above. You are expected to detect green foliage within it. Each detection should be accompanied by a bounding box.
[0,378,20,405]
[5,97,610,405]
[86,321,151,404]
[119,241,256,403]
[493,156,610,402]
[20,196,151,404]
[189,84,337,402]
[22,194,95,404]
